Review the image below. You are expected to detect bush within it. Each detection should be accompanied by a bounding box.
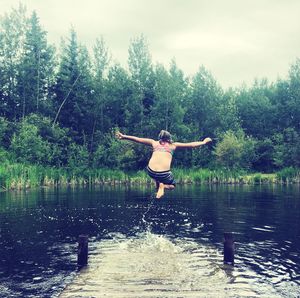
[213,130,257,170]
[0,117,16,149]
[93,131,137,170]
[272,128,300,168]
[23,114,71,166]
[0,147,10,163]
[0,117,8,143]
[10,122,51,164]
[253,138,275,172]
[276,167,299,182]
[67,143,89,174]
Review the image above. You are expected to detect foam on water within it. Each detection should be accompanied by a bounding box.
[59,232,280,298]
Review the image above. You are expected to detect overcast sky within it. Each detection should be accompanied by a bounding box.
[1,0,300,88]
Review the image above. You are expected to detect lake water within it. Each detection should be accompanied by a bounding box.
[0,184,299,297]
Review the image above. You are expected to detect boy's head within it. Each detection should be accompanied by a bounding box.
[158,130,172,143]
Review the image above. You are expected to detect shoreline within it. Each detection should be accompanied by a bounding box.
[1,164,299,191]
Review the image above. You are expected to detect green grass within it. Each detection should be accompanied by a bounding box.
[173,168,247,184]
[276,167,300,183]
[0,162,299,191]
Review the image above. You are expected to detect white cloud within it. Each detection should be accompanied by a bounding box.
[166,29,260,55]
[1,0,300,88]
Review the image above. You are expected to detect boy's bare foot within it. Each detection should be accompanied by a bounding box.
[164,185,175,190]
[156,183,165,199]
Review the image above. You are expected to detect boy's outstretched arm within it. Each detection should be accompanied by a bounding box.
[116,131,154,146]
[173,137,212,149]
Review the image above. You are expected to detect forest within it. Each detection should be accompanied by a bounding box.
[0,5,300,187]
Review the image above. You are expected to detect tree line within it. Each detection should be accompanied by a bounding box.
[0,5,299,173]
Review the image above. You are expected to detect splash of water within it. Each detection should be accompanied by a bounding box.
[141,197,155,230]
[59,232,280,298]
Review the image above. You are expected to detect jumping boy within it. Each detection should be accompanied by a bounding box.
[116,130,212,199]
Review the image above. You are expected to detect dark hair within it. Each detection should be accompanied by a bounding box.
[158,130,172,143]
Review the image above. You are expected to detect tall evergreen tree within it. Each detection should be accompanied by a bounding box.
[127,35,155,134]
[276,59,300,131]
[151,60,188,137]
[216,88,241,134]
[54,28,93,144]
[236,79,275,138]
[0,4,27,119]
[186,66,223,137]
[91,37,110,139]
[106,64,133,130]
[18,11,55,118]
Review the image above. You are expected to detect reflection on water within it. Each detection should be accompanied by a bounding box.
[0,184,299,297]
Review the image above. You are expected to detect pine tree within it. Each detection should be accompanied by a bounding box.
[18,11,55,118]
[151,60,188,137]
[127,35,155,134]
[54,28,93,144]
[0,4,27,119]
[91,37,110,136]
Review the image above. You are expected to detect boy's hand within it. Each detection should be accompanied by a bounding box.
[116,131,124,139]
[203,137,212,144]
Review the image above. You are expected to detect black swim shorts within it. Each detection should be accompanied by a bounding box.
[146,166,176,186]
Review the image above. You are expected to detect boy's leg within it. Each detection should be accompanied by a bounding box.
[164,184,175,190]
[156,183,165,199]
[155,180,160,191]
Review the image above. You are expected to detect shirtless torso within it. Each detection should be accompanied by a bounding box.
[148,141,175,171]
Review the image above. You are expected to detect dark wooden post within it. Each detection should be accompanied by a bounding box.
[223,232,234,265]
[77,235,88,268]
